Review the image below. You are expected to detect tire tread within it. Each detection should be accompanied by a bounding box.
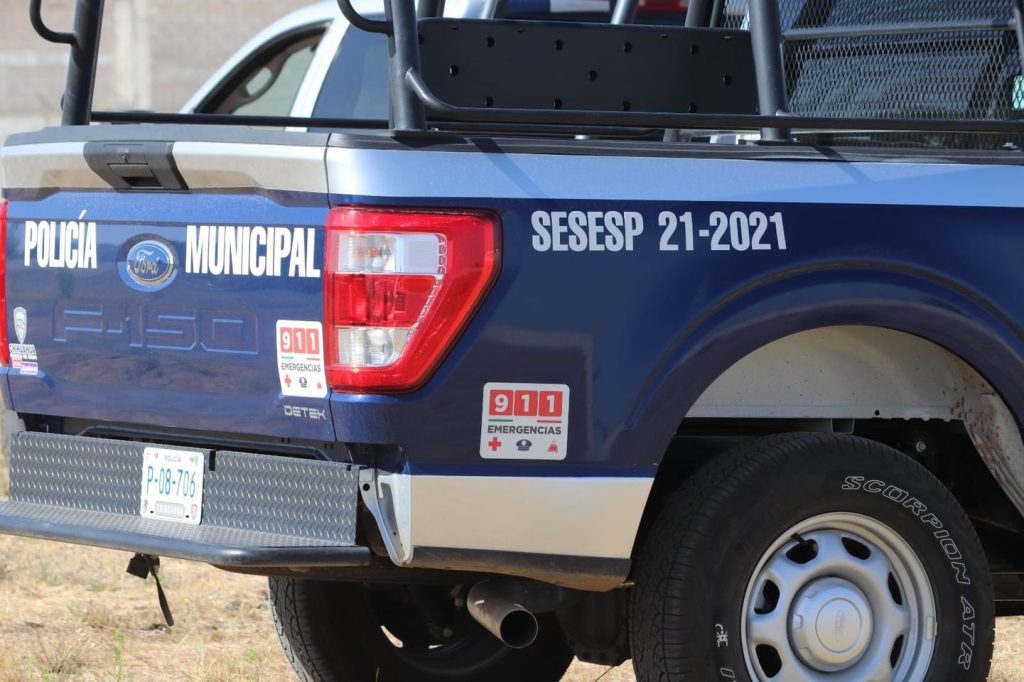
[629,433,994,681]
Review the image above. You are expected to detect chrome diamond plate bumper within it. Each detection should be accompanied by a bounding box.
[0,432,370,567]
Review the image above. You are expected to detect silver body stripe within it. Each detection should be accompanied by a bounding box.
[1,142,108,190]
[9,137,1021,209]
[2,141,328,194]
[326,146,1024,207]
[172,142,328,194]
[409,475,653,559]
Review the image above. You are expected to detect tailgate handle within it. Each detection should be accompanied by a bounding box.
[83,141,187,191]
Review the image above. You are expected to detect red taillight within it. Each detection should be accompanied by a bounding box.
[324,207,500,392]
[0,199,8,366]
[329,274,437,326]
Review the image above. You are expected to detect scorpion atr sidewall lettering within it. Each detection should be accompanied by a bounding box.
[842,475,971,586]
[680,451,995,682]
[839,473,988,673]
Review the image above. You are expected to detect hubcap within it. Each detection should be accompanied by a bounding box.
[741,513,936,682]
[790,577,872,671]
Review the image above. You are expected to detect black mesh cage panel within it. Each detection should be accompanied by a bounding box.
[722,0,1024,148]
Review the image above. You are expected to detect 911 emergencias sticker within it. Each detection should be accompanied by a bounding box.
[480,383,569,460]
[276,320,328,398]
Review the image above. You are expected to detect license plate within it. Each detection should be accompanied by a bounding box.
[140,447,205,525]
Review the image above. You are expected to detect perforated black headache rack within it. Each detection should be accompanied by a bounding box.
[29,0,1024,140]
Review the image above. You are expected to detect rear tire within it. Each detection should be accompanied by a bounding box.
[270,578,573,682]
[630,433,994,681]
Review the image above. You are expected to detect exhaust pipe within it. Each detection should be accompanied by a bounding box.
[467,579,539,649]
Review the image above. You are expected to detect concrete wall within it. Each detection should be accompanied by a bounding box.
[0,0,312,140]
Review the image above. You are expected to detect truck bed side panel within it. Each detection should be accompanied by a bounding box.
[325,142,1024,562]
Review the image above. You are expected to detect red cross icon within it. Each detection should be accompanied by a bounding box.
[487,437,502,452]
[284,375,293,387]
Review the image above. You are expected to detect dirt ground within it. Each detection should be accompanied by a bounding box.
[0,454,1021,681]
[0,534,1019,682]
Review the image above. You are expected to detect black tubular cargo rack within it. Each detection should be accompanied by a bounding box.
[27,0,1024,139]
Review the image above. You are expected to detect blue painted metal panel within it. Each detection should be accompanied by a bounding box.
[6,149,1024,481]
[4,190,333,441]
[327,195,1024,474]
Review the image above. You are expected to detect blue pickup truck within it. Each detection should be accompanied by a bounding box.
[3,0,1024,680]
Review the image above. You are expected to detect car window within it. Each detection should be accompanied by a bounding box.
[312,29,391,120]
[207,30,324,116]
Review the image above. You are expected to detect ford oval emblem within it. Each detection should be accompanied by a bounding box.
[121,238,178,291]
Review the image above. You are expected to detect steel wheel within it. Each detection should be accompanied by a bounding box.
[270,577,573,682]
[741,512,936,681]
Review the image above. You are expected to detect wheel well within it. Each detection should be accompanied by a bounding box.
[632,326,1024,589]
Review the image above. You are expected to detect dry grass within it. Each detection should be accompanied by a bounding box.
[0,437,1020,681]
[0,535,293,681]
[0,535,1020,681]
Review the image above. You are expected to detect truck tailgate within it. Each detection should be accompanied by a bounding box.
[1,127,333,440]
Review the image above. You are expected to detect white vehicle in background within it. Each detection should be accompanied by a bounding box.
[183,0,1024,135]
[181,1,378,120]
[181,0,685,121]
[8,0,1024,679]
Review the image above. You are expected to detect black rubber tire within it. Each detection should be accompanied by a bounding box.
[630,433,994,681]
[269,577,574,682]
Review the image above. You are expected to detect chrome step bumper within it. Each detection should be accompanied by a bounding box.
[0,432,370,567]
